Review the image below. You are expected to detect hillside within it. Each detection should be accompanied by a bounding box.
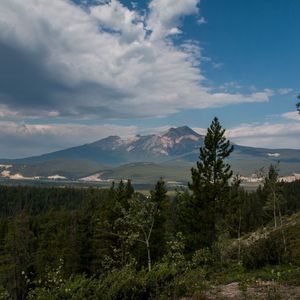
[202,211,300,299]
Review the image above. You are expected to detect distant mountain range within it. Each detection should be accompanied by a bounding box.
[1,126,300,184]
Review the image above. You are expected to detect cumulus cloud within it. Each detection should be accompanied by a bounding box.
[147,0,199,40]
[0,0,274,119]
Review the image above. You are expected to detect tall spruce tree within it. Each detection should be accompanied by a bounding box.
[263,164,287,251]
[187,117,234,249]
[150,178,168,261]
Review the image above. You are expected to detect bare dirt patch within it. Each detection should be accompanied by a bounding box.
[201,281,300,299]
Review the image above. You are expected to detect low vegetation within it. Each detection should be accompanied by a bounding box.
[0,118,300,299]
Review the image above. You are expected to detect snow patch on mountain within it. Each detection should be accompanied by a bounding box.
[9,173,40,180]
[267,153,280,158]
[0,164,12,169]
[48,175,67,180]
[79,173,113,183]
[1,170,10,177]
[127,146,135,152]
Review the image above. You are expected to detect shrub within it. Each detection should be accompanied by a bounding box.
[28,275,97,300]
[242,234,285,270]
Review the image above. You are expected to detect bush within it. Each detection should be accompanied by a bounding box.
[242,234,285,270]
[97,266,147,300]
[28,275,97,300]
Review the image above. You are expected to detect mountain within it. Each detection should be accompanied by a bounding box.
[7,126,205,165]
[1,126,300,182]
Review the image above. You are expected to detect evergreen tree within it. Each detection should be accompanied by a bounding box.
[186,117,234,249]
[0,213,35,300]
[124,179,134,200]
[150,178,168,262]
[224,175,243,237]
[150,178,167,205]
[263,164,283,228]
[116,180,126,204]
[116,180,134,211]
[297,93,300,113]
[263,164,287,251]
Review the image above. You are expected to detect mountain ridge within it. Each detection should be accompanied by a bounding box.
[3,126,205,164]
[1,126,300,181]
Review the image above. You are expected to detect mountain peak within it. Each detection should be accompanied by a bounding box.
[90,135,121,148]
[163,126,201,138]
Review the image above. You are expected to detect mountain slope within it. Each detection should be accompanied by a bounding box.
[6,126,204,165]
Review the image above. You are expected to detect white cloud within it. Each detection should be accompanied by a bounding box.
[90,0,145,43]
[282,111,300,121]
[147,0,199,40]
[197,16,207,25]
[193,121,300,149]
[0,0,274,120]
[277,88,293,95]
[226,122,300,149]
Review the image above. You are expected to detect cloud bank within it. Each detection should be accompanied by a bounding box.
[0,0,273,119]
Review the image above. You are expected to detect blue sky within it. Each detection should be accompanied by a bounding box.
[0,0,299,157]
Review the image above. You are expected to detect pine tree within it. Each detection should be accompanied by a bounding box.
[263,164,287,251]
[150,178,167,205]
[224,175,243,261]
[263,164,283,228]
[150,178,168,261]
[124,179,134,200]
[187,117,234,249]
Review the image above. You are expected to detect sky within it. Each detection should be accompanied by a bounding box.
[0,0,299,158]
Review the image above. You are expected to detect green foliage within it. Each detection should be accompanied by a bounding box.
[162,232,185,266]
[150,178,169,263]
[191,248,214,269]
[242,235,285,270]
[0,213,35,300]
[282,180,300,214]
[189,117,233,207]
[28,275,97,300]
[97,266,147,300]
[240,212,300,270]
[185,117,234,249]
[0,286,9,300]
[262,164,285,228]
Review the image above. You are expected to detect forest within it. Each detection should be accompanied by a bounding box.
[0,118,300,299]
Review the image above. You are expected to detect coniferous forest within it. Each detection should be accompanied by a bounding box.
[1,118,300,299]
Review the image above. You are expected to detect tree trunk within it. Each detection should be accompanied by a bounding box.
[146,240,151,272]
[278,206,287,253]
[273,190,277,228]
[238,207,242,263]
